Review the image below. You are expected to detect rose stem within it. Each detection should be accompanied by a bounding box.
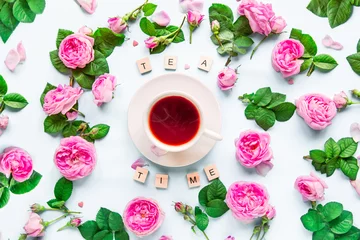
[168,16,186,42]
[69,75,74,87]
[250,35,268,60]
[44,208,81,214]
[306,63,315,76]
[44,214,68,227]
[71,108,85,118]
[225,55,232,66]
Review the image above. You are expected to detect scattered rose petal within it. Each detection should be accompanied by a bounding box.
[288,78,294,85]
[350,123,360,142]
[66,111,79,121]
[5,49,20,72]
[151,145,168,156]
[184,64,190,70]
[179,0,204,13]
[131,158,149,170]
[255,161,273,177]
[78,202,84,208]
[133,40,139,47]
[351,180,360,196]
[330,41,343,50]
[152,11,171,27]
[17,42,26,62]
[76,0,97,14]
[322,35,333,47]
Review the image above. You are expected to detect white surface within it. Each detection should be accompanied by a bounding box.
[0,0,360,239]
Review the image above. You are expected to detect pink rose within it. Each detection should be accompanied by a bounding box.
[217,67,238,90]
[226,181,272,222]
[333,91,348,109]
[24,213,44,237]
[43,85,83,116]
[0,115,9,129]
[0,147,33,182]
[58,33,94,69]
[70,218,82,227]
[265,205,276,219]
[296,93,337,130]
[272,39,305,78]
[108,17,127,33]
[270,16,286,33]
[294,172,328,202]
[235,130,273,176]
[78,26,93,35]
[145,37,159,49]
[76,0,97,14]
[123,197,165,237]
[92,74,117,107]
[179,0,204,13]
[187,10,204,26]
[350,180,360,196]
[54,136,96,181]
[211,20,220,34]
[159,236,172,240]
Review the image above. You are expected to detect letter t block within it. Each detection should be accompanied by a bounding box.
[133,167,149,183]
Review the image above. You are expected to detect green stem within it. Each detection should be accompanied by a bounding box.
[8,175,12,185]
[215,34,223,47]
[190,29,193,44]
[71,108,85,118]
[311,201,317,210]
[201,230,210,240]
[57,223,70,232]
[303,155,311,160]
[349,101,360,105]
[69,75,74,87]
[187,214,197,225]
[256,228,262,240]
[225,55,232,66]
[250,35,269,60]
[250,233,255,240]
[307,63,315,77]
[44,214,68,227]
[167,16,186,42]
[0,101,5,114]
[127,0,149,19]
[44,208,81,214]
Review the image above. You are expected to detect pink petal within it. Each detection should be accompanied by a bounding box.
[152,11,171,27]
[179,0,204,13]
[350,180,360,196]
[322,35,334,47]
[17,41,26,62]
[133,40,139,47]
[151,145,168,156]
[76,0,97,14]
[350,123,360,143]
[5,49,20,72]
[184,64,190,70]
[255,161,273,177]
[78,202,84,208]
[330,41,343,50]
[66,111,78,121]
[288,78,294,85]
[131,158,149,170]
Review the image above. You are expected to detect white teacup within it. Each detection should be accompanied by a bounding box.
[143,91,223,153]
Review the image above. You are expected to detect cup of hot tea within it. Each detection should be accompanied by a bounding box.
[143,91,223,153]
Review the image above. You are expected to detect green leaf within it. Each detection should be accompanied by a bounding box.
[301,209,326,232]
[13,0,36,22]
[357,39,360,52]
[324,138,341,158]
[313,54,338,70]
[300,34,318,57]
[216,30,234,43]
[150,44,166,55]
[312,161,327,174]
[56,29,73,48]
[336,226,360,240]
[217,42,234,55]
[3,93,28,109]
[307,0,329,17]
[233,16,252,37]
[0,187,10,208]
[0,173,8,187]
[271,102,296,122]
[267,93,286,109]
[290,28,303,41]
[93,28,125,57]
[96,207,112,230]
[89,124,110,140]
[207,179,227,201]
[0,21,13,43]
[310,150,327,163]
[47,198,65,208]
[329,210,353,234]
[326,158,338,177]
[9,171,42,194]
[340,157,359,180]
[26,0,45,14]
[0,75,7,96]
[209,13,233,31]
[313,228,335,240]
[142,3,157,16]
[83,50,109,76]
[301,58,313,72]
[49,50,69,74]
[347,53,360,75]
[253,87,272,107]
[195,212,209,231]
[209,3,234,21]
[353,0,360,5]
[93,230,110,240]
[115,231,129,240]
[327,0,353,28]
[205,199,229,218]
[44,115,68,134]
[337,137,357,158]
[234,36,254,48]
[78,221,99,239]
[40,82,56,106]
[0,3,19,29]
[320,202,343,222]
[54,177,73,201]
[140,17,156,36]
[254,108,276,131]
[62,120,86,137]
[165,25,185,43]
[198,185,209,207]
[103,233,114,240]
[109,212,123,231]
[245,104,258,120]
[73,70,95,89]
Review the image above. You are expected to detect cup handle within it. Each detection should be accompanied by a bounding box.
[203,129,223,141]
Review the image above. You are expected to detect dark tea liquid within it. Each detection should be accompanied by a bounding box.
[149,96,200,146]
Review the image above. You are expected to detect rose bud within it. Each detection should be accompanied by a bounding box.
[144,37,159,49]
[70,218,82,227]
[30,204,45,213]
[108,17,127,33]
[187,10,204,27]
[174,202,186,213]
[217,67,238,91]
[333,91,349,110]
[211,20,220,34]
[78,26,93,35]
[185,205,193,215]
[24,213,45,237]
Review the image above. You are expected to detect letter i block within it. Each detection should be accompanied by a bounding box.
[187,172,201,188]
[164,56,178,70]
[136,57,152,74]
[198,56,213,72]
[133,167,149,183]
[204,164,220,181]
[155,174,169,189]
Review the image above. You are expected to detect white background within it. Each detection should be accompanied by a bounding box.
[1,0,360,239]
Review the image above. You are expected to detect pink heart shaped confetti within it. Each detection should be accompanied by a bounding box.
[78,202,84,208]
[133,40,139,47]
[184,64,190,70]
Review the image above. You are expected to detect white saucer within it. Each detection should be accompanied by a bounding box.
[127,73,222,167]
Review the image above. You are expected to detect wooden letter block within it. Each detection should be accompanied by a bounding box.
[198,56,213,72]
[155,174,169,189]
[133,167,149,183]
[136,57,152,74]
[204,164,220,181]
[187,172,200,188]
[164,56,178,70]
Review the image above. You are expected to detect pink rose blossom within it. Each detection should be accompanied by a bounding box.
[145,37,159,49]
[43,85,83,116]
[0,115,9,129]
[92,74,117,107]
[66,111,78,121]
[131,158,149,170]
[76,0,97,14]
[58,33,94,69]
[159,236,173,240]
[294,172,328,202]
[270,16,286,34]
[78,26,93,35]
[350,180,360,196]
[54,136,96,181]
[272,39,305,78]
[217,67,238,90]
[179,0,204,13]
[226,181,272,222]
[24,213,44,237]
[108,17,127,33]
[265,205,276,219]
[0,147,33,182]
[296,93,337,130]
[70,218,82,227]
[187,10,204,27]
[152,11,171,27]
[235,130,273,176]
[123,197,165,237]
[333,91,348,109]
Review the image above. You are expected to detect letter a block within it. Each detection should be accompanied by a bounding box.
[187,172,200,188]
[136,57,152,74]
[164,56,178,70]
[204,164,220,181]
[155,174,169,189]
[198,56,213,72]
[133,167,149,183]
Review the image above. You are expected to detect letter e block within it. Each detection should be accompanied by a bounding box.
[204,164,220,181]
[198,56,213,72]
[187,172,200,188]
[133,167,149,183]
[136,57,152,74]
[155,174,169,189]
[164,56,178,70]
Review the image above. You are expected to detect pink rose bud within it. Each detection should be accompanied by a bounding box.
[217,67,238,91]
[144,37,159,49]
[159,236,173,240]
[294,172,328,202]
[92,74,117,107]
[187,10,204,27]
[58,33,95,69]
[270,16,286,34]
[265,205,276,219]
[24,213,45,237]
[0,115,9,129]
[0,147,33,182]
[211,20,220,34]
[333,91,349,109]
[30,204,45,213]
[70,218,82,227]
[108,17,127,33]
[78,26,93,35]
[225,236,235,240]
[174,202,186,213]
